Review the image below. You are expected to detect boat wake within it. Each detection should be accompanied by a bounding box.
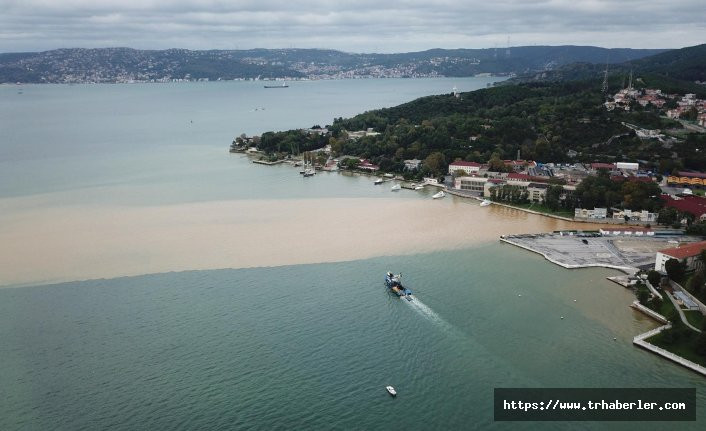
[406,298,449,328]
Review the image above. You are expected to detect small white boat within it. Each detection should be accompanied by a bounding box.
[414,185,424,190]
[386,386,397,397]
[391,184,401,191]
[374,178,383,185]
[480,199,491,207]
[432,190,445,199]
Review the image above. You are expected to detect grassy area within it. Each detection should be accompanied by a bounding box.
[648,330,706,368]
[644,289,675,319]
[684,310,705,329]
[496,201,575,218]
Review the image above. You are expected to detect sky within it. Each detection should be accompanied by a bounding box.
[0,0,705,53]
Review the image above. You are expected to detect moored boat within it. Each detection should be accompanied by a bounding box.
[480,199,491,207]
[432,190,445,199]
[386,386,397,397]
[385,272,413,301]
[390,184,401,191]
[374,178,383,185]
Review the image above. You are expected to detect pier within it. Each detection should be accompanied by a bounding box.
[252,159,285,165]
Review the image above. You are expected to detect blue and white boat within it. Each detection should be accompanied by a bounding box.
[385,272,413,301]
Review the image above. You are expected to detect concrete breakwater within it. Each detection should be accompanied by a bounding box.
[633,324,706,377]
[499,234,636,273]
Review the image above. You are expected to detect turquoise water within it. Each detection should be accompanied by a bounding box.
[1,246,705,430]
[2,78,706,429]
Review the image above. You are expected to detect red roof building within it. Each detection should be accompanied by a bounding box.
[658,241,706,260]
[655,240,706,272]
[450,161,482,167]
[591,162,615,170]
[661,194,706,219]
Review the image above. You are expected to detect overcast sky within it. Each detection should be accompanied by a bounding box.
[1,0,704,53]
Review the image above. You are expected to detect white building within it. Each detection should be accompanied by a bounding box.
[575,208,608,219]
[655,240,706,273]
[612,209,657,223]
[404,159,422,170]
[616,162,639,171]
[448,161,481,175]
[455,176,487,192]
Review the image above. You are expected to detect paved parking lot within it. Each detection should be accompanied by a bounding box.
[501,234,695,272]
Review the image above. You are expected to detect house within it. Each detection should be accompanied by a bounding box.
[527,183,549,203]
[404,159,422,170]
[611,209,657,223]
[358,159,379,171]
[448,161,481,175]
[654,240,706,273]
[506,172,533,182]
[575,208,608,220]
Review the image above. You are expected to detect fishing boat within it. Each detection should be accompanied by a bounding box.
[432,190,446,199]
[386,386,397,397]
[374,178,383,185]
[385,272,413,301]
[480,199,491,207]
[390,184,401,191]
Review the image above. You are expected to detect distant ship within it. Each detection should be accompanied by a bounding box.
[264,82,289,88]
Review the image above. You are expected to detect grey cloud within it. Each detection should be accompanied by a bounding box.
[0,0,704,52]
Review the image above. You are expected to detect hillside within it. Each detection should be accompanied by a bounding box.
[512,43,706,96]
[0,46,665,84]
[253,45,706,176]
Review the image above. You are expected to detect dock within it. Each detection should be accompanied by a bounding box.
[252,159,285,165]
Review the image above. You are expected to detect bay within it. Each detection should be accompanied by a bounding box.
[1,78,705,429]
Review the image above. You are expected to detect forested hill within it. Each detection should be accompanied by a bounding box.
[325,78,702,173]
[255,70,704,175]
[0,45,665,83]
[512,43,706,91]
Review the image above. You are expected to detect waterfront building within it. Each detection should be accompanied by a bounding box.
[574,208,608,219]
[654,240,706,273]
[455,176,487,193]
[448,161,481,175]
[527,183,549,203]
[611,209,657,223]
[358,159,379,171]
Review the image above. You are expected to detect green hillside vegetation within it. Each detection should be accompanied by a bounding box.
[256,73,705,176]
[512,44,706,98]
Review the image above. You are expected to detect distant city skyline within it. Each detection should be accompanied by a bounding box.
[1,0,704,53]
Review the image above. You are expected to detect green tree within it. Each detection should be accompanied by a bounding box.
[687,270,705,296]
[647,270,661,287]
[636,286,649,305]
[664,258,686,282]
[423,152,446,175]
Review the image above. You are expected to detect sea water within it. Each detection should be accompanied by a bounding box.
[1,78,705,429]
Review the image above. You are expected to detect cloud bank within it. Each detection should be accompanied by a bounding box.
[1,0,704,52]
